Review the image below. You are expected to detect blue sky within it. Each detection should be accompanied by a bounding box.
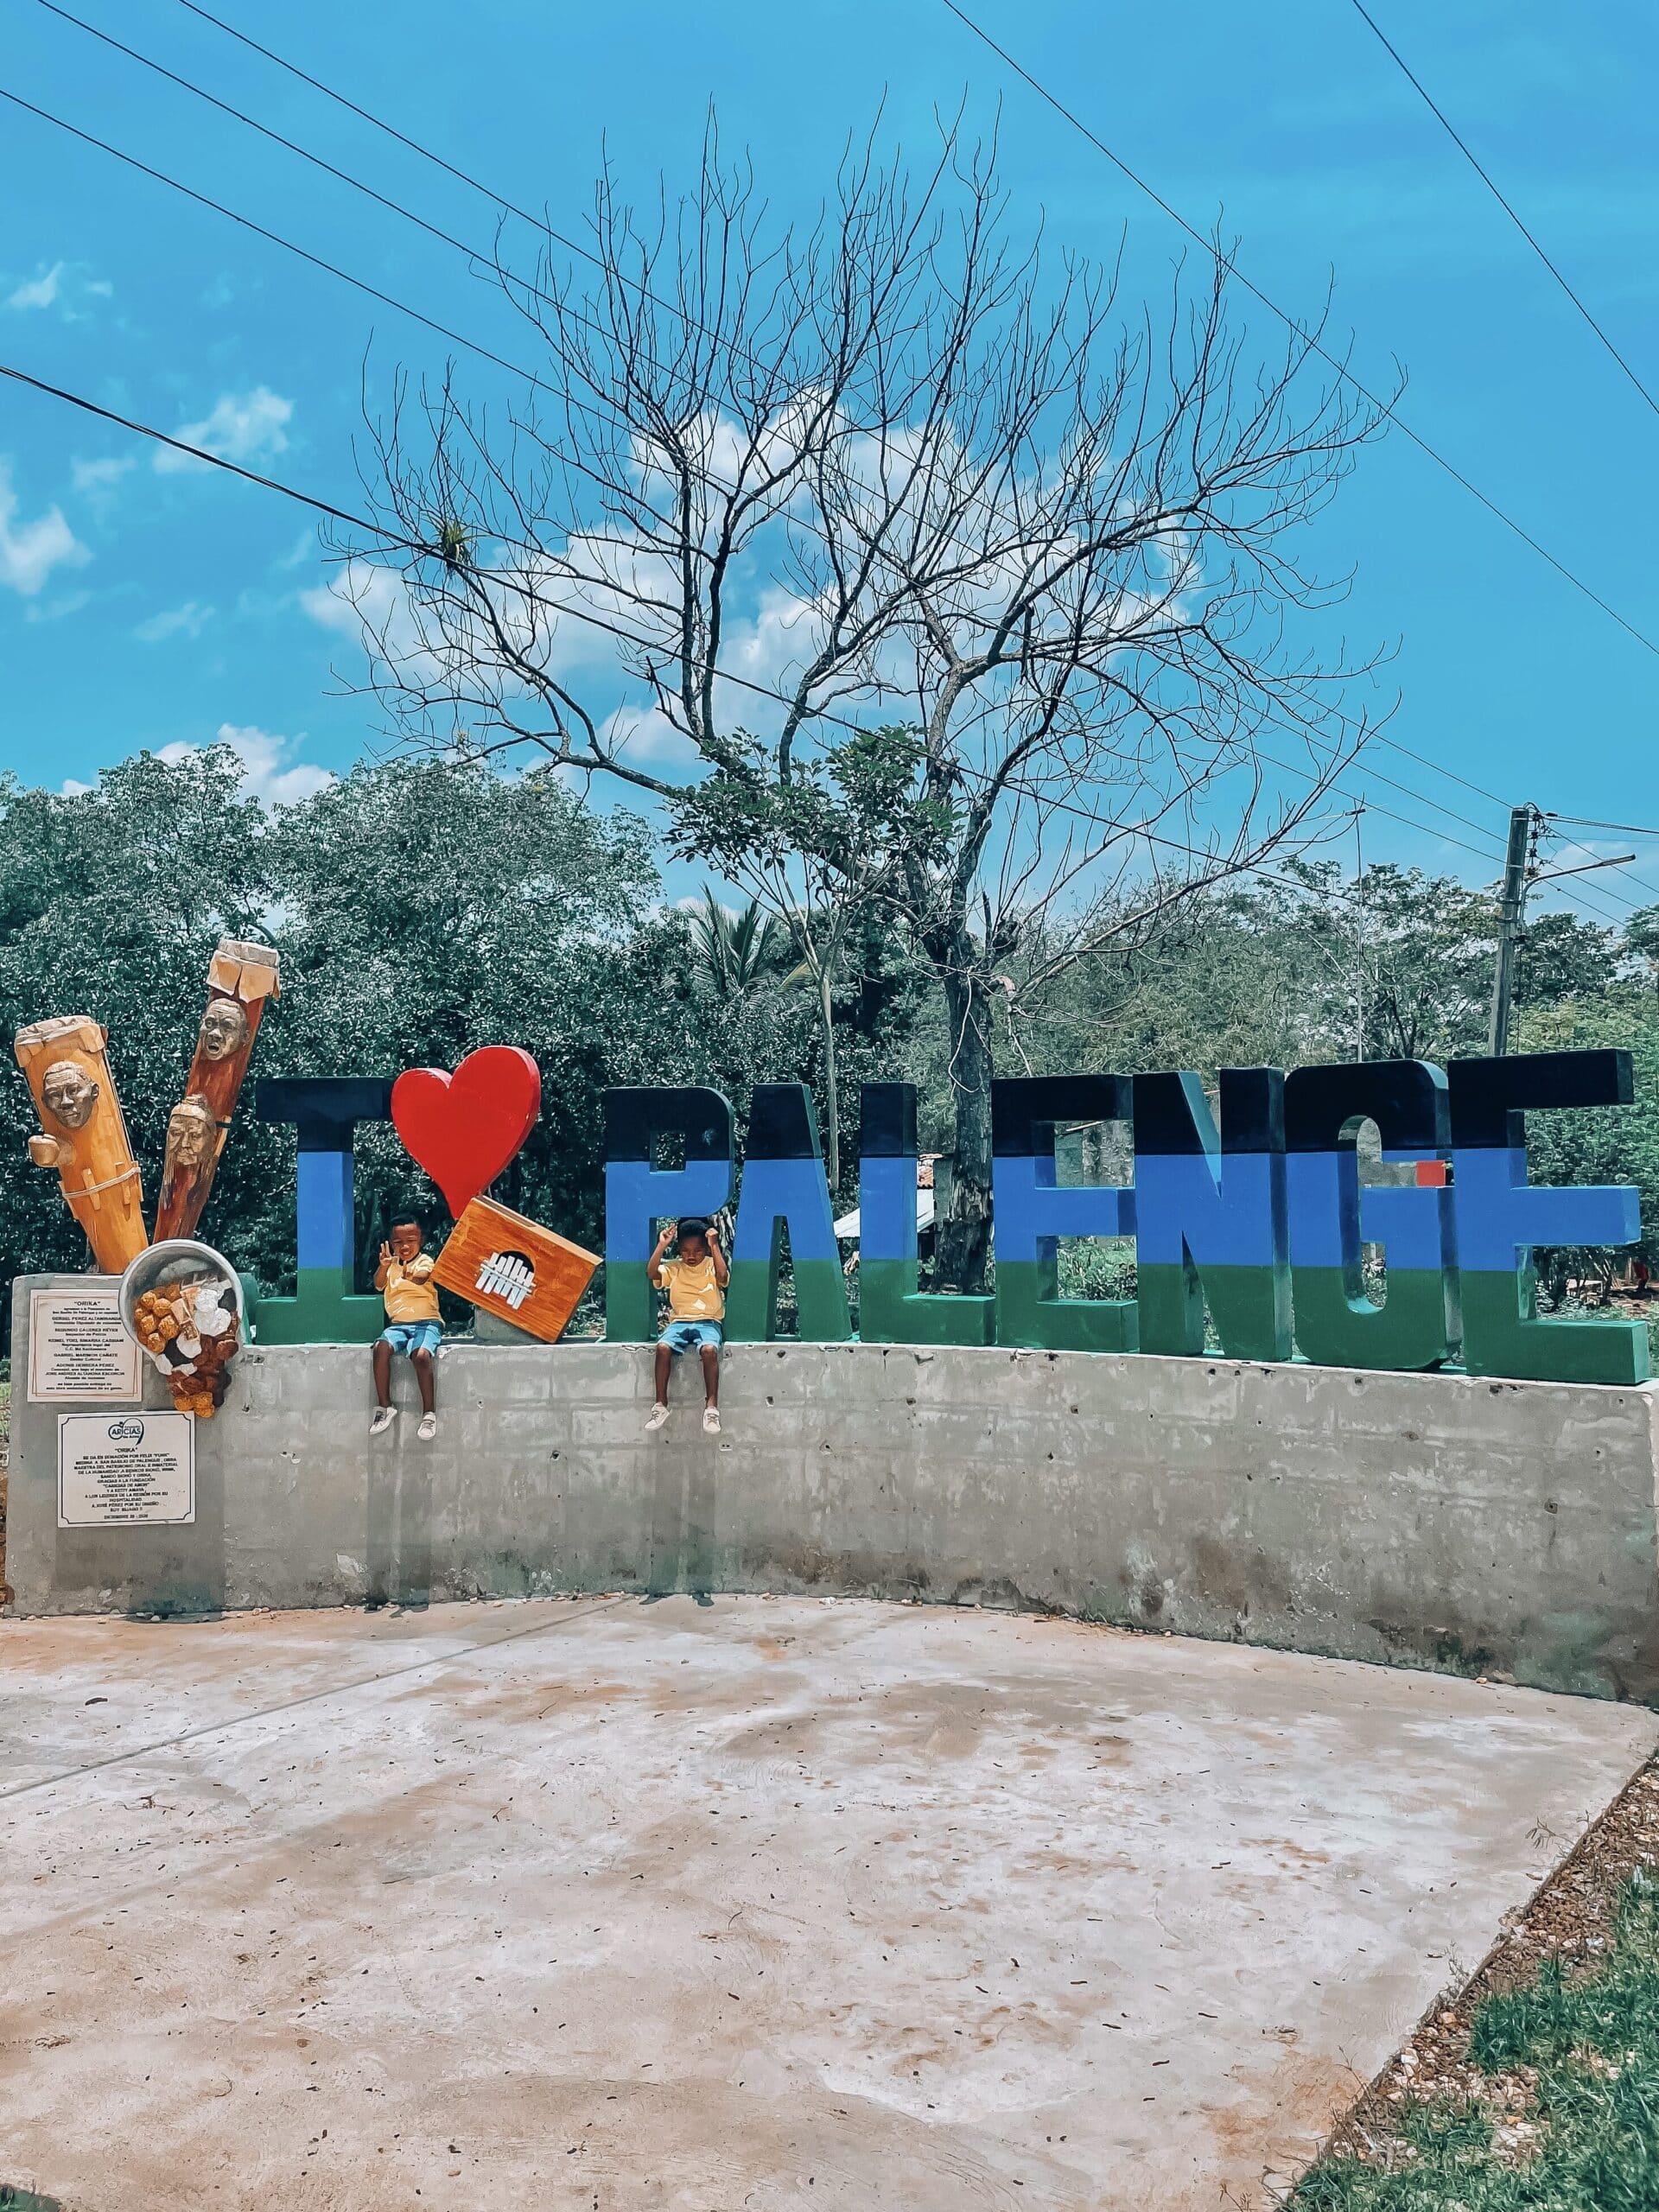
[1,0,1656,927]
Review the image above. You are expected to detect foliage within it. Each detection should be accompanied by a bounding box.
[1291,1873,1659,2211]
[684,889,791,999]
[0,748,912,1344]
[0,747,1655,1337]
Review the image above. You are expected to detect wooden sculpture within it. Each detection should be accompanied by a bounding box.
[433,1196,598,1342]
[15,1014,148,1273]
[154,937,281,1242]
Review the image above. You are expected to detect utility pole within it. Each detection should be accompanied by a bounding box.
[1486,804,1534,1056]
[1487,805,1637,1055]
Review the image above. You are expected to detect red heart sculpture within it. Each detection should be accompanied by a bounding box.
[391,1046,543,1217]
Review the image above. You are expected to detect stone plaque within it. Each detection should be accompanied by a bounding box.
[29,1287,143,1403]
[57,1411,195,1529]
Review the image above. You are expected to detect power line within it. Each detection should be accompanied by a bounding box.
[1,81,1489,865]
[7,351,1561,930]
[1346,0,1659,425]
[1548,812,1659,842]
[43,0,1659,677]
[7,35,1635,925]
[0,355,1328,873]
[31,2,1621,889]
[7,353,1630,938]
[935,0,1659,664]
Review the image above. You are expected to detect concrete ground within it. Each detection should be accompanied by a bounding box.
[2,1598,1654,2212]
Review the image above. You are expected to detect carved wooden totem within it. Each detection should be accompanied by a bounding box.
[15,1014,148,1272]
[154,937,281,1242]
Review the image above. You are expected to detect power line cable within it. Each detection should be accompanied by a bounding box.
[0,353,1377,905]
[162,0,1659,667]
[31,3,1587,869]
[2,84,1490,865]
[41,0,1659,674]
[7,41,1633,920]
[935,0,1659,664]
[1346,0,1659,425]
[1548,812,1659,841]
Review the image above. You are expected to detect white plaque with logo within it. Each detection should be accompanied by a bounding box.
[29,1287,143,1403]
[57,1411,196,1529]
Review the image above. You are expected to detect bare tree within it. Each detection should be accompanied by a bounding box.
[329,115,1387,1288]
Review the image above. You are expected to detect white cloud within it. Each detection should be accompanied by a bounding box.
[155,722,334,807]
[0,461,90,597]
[5,261,112,317]
[155,386,294,476]
[25,588,92,626]
[7,262,63,311]
[275,525,316,571]
[72,454,135,495]
[134,601,215,645]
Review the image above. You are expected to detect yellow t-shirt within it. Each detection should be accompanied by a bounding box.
[383,1252,441,1324]
[659,1255,724,1322]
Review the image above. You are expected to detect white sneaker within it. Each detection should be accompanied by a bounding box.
[645,1402,671,1433]
[417,1412,438,1441]
[369,1406,397,1437]
[702,1405,721,1435]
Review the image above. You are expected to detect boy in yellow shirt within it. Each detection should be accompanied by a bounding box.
[371,1211,441,1440]
[645,1216,728,1434]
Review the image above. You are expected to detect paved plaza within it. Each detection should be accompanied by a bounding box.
[3,1596,1654,2209]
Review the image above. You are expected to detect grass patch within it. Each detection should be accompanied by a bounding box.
[1293,1870,1659,2209]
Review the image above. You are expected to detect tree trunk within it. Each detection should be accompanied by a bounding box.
[934,953,995,1294]
[818,969,841,1195]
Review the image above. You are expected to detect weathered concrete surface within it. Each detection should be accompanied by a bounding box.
[11,1275,1659,1699]
[1,1598,1653,2210]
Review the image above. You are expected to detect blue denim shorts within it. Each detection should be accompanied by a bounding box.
[380,1320,442,1357]
[660,1319,722,1355]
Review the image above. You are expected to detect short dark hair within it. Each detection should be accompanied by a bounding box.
[677,1217,709,1240]
[391,1210,423,1233]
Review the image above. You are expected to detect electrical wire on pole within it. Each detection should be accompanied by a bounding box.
[11,9,1651,931]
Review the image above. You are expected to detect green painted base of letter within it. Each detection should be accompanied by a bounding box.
[254,1268,386,1346]
[1459,1268,1650,1384]
[856,1258,995,1346]
[995,1258,1137,1353]
[1289,1263,1452,1371]
[724,1255,851,1343]
[1136,1259,1292,1362]
[605,1260,654,1344]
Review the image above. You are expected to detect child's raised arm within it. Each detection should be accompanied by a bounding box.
[646,1223,675,1287]
[708,1223,729,1287]
[373,1239,393,1290]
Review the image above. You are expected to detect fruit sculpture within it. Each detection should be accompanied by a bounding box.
[131,1268,240,1418]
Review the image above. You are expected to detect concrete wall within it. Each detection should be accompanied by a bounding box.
[10,1274,1659,1700]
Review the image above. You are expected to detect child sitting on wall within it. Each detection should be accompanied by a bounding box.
[646,1215,728,1435]
[371,1211,440,1440]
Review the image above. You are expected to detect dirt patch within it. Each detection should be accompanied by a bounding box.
[1309,1748,1659,2173]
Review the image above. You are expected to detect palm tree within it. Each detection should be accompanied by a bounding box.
[687,888,790,997]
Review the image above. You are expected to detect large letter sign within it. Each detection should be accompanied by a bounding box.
[992,1075,1137,1353]
[1134,1069,1291,1362]
[1449,1051,1647,1384]
[1284,1059,1457,1371]
[594,1047,1644,1384]
[855,1083,993,1346]
[726,1084,851,1343]
[603,1087,734,1343]
[255,1077,394,1344]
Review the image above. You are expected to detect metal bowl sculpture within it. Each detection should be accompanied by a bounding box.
[118,1239,245,1419]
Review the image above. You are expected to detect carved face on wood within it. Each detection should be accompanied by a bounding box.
[41,1059,99,1130]
[199,997,250,1063]
[165,1096,216,1174]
